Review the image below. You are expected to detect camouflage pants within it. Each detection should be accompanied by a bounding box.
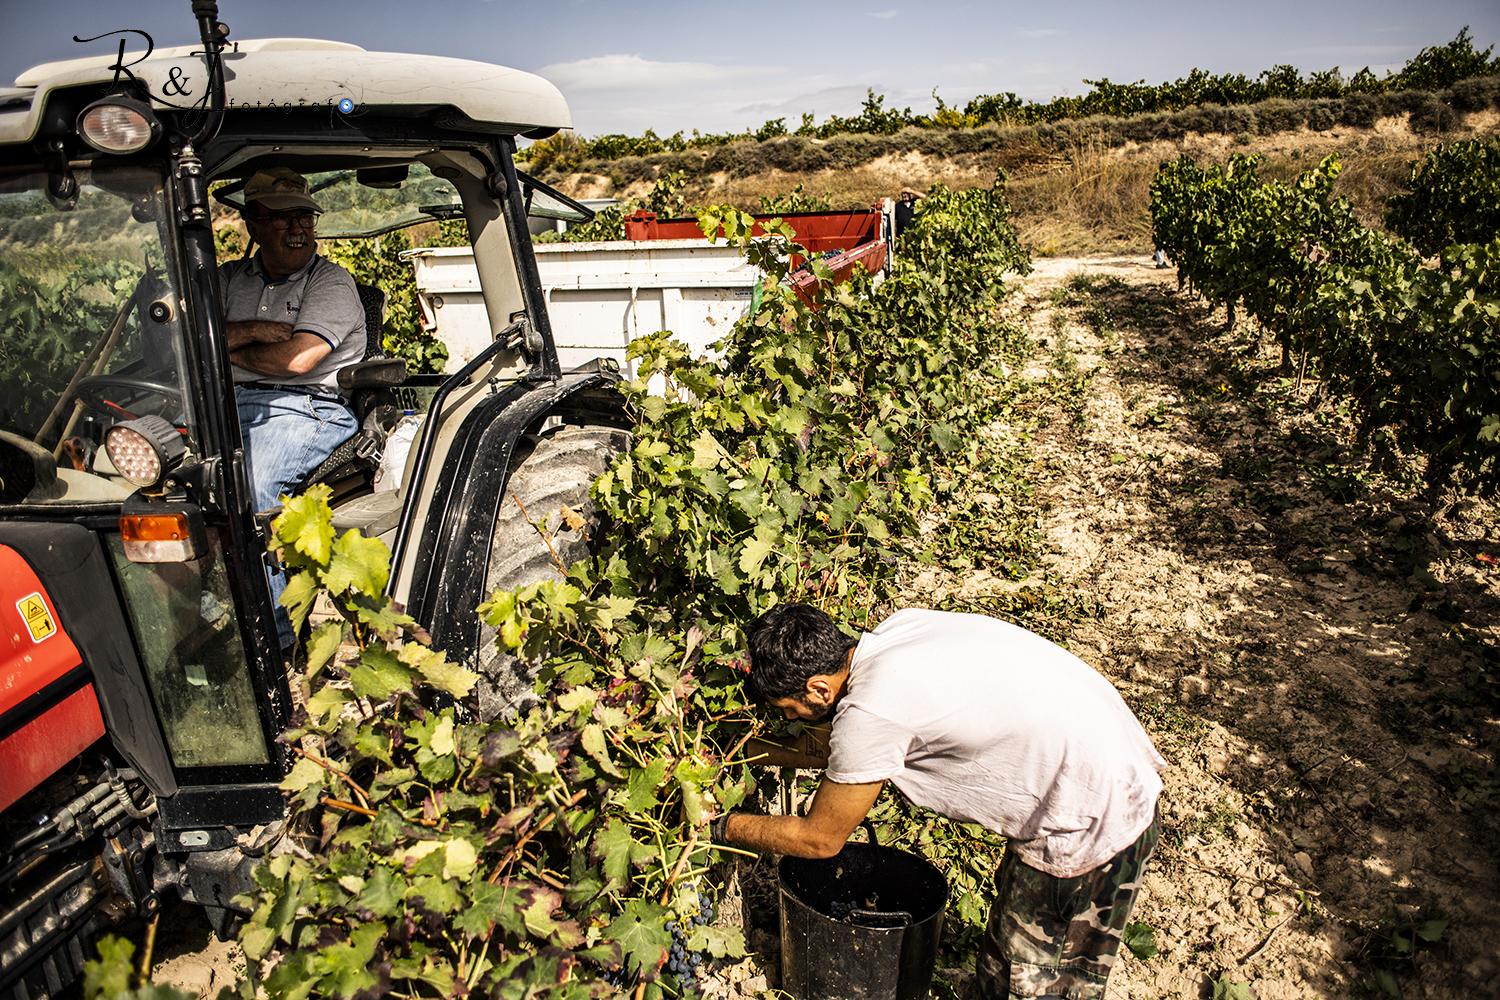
[975,808,1160,1000]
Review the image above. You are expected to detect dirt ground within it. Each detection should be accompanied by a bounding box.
[923,255,1498,999]
[992,255,1499,999]
[150,255,1499,999]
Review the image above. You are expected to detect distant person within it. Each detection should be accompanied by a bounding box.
[219,167,366,646]
[894,186,925,239]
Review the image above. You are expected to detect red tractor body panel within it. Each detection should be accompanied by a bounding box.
[0,544,103,811]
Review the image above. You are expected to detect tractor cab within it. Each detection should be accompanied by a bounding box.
[0,12,626,996]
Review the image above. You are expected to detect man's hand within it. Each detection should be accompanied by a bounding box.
[745,725,831,769]
[226,320,294,350]
[231,330,334,378]
[721,779,883,859]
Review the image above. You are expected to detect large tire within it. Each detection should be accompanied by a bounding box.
[475,422,630,719]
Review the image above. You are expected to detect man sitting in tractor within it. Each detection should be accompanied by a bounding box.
[715,603,1166,1000]
[220,167,366,644]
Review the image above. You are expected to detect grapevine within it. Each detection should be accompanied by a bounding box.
[1150,150,1500,495]
[235,173,1036,998]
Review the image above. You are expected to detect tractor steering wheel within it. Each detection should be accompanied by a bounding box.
[75,374,185,422]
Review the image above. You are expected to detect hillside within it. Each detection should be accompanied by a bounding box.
[547,107,1499,258]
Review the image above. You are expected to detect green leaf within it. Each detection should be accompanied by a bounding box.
[690,429,727,469]
[408,874,463,914]
[738,525,777,574]
[606,899,671,976]
[685,924,746,959]
[323,529,392,596]
[1123,921,1158,960]
[349,646,416,702]
[929,421,960,452]
[582,723,624,777]
[315,920,385,998]
[279,571,321,635]
[402,643,478,699]
[356,865,405,919]
[1210,976,1257,1000]
[625,757,669,814]
[82,934,134,999]
[274,484,335,566]
[305,684,353,726]
[594,817,657,888]
[1415,918,1448,943]
[305,621,346,677]
[452,880,513,939]
[279,756,326,793]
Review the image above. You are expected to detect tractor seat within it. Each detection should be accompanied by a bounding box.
[298,283,408,501]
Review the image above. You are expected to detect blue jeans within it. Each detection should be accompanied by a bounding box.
[236,386,358,645]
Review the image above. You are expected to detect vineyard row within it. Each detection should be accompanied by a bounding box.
[1149,137,1500,495]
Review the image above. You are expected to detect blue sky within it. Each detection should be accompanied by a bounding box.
[5,1,1497,138]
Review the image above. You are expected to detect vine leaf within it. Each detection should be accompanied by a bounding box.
[606,899,671,976]
[316,921,385,997]
[582,723,624,778]
[279,571,320,634]
[305,684,353,726]
[594,817,657,887]
[625,758,669,814]
[356,865,404,918]
[324,529,391,595]
[1123,921,1159,959]
[685,923,747,959]
[305,621,345,677]
[275,484,336,566]
[279,757,326,794]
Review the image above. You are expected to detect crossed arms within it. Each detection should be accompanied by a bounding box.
[227,320,333,377]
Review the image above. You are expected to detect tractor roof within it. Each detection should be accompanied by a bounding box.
[1,38,571,146]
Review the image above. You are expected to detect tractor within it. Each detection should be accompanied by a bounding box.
[0,3,630,994]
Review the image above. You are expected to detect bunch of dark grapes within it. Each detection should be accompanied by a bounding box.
[664,895,716,993]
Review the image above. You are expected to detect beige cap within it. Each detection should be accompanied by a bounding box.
[243,167,321,212]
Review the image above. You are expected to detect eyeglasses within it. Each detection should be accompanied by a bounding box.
[249,211,318,230]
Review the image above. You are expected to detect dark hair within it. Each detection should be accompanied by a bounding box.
[745,603,856,703]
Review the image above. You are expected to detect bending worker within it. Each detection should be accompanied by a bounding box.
[219,167,365,645]
[713,603,1166,1000]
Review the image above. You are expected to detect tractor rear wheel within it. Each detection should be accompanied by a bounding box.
[475,422,630,719]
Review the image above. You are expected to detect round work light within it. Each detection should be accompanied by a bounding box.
[104,415,186,489]
[78,95,162,154]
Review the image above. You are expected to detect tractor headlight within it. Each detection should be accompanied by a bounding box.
[78,95,162,154]
[104,415,185,489]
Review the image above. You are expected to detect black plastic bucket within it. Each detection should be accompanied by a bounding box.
[778,835,947,1000]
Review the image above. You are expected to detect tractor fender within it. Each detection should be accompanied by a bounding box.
[404,368,627,664]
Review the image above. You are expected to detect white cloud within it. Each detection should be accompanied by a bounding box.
[1017,28,1062,39]
[536,54,783,94]
[865,9,898,18]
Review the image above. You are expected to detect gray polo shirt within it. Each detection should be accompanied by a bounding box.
[219,253,367,388]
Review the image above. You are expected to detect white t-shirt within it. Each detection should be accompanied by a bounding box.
[826,609,1165,878]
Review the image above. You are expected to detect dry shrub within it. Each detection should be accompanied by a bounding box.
[1007,140,1156,255]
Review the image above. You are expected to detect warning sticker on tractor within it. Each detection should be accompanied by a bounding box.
[17,592,56,642]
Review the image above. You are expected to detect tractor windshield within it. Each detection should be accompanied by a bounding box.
[211,163,591,239]
[0,163,200,505]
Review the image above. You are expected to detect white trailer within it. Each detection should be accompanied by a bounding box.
[408,240,761,377]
